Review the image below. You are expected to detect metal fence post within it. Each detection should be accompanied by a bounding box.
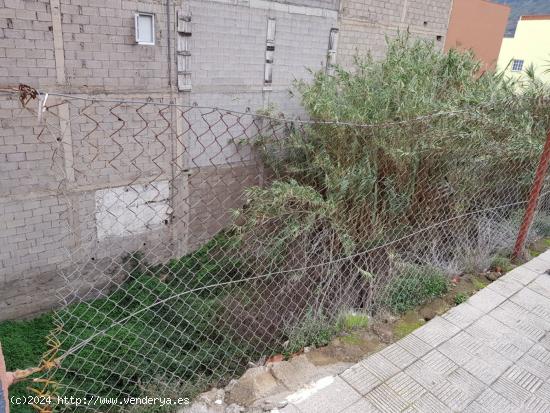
[513,129,550,260]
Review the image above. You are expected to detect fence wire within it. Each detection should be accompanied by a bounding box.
[2,86,550,412]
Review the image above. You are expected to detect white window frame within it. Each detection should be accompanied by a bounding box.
[511,59,524,72]
[135,12,155,45]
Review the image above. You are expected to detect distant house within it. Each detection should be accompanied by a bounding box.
[497,15,550,82]
[444,0,510,71]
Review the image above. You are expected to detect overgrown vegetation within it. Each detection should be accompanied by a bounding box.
[237,34,550,315]
[47,234,252,406]
[6,36,550,411]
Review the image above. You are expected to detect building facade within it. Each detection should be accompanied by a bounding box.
[0,0,453,320]
[497,15,550,83]
[444,0,510,71]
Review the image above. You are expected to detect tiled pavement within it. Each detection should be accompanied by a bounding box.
[280,251,550,413]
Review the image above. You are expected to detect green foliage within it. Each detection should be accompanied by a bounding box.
[491,255,514,272]
[284,311,337,355]
[472,278,488,290]
[51,234,251,405]
[338,312,369,331]
[534,213,550,238]
[150,232,245,293]
[394,318,425,339]
[383,264,449,314]
[0,314,53,413]
[340,333,363,346]
[454,293,468,305]
[242,35,550,275]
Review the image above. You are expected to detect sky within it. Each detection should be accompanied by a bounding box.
[492,0,550,36]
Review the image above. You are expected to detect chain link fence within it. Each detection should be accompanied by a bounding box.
[1,85,550,411]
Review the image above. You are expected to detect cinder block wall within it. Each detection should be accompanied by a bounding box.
[0,0,451,320]
[337,0,452,68]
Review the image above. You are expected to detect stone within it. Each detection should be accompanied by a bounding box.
[266,354,284,364]
[270,355,318,389]
[419,306,437,321]
[198,388,225,406]
[177,402,209,413]
[225,404,245,413]
[224,379,238,393]
[227,366,282,406]
[485,271,502,282]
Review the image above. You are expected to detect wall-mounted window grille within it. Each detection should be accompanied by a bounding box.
[176,11,192,91]
[264,18,276,85]
[135,12,155,45]
[326,28,339,75]
[511,59,524,72]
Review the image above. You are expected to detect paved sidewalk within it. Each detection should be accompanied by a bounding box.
[280,252,550,413]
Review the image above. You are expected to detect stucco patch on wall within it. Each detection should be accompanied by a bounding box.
[95,181,171,240]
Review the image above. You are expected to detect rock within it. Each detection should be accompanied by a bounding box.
[177,402,209,413]
[250,392,292,413]
[225,404,245,413]
[198,388,225,406]
[485,271,502,282]
[270,355,317,389]
[419,307,437,321]
[227,366,283,406]
[372,322,394,343]
[224,379,238,393]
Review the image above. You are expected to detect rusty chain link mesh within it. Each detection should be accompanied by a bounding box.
[2,87,550,411]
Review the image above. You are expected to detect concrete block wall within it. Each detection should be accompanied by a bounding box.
[0,0,452,320]
[337,0,452,68]
[60,0,170,91]
[0,0,57,88]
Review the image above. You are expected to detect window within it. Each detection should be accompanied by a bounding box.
[326,28,339,75]
[264,18,276,84]
[511,59,524,72]
[135,13,155,45]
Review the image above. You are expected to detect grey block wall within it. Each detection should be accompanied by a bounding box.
[337,0,452,68]
[0,0,452,320]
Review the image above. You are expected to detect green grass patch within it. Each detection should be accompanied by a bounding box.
[454,293,468,305]
[383,265,449,314]
[0,313,53,413]
[394,319,425,339]
[472,278,488,290]
[338,312,369,331]
[340,333,363,346]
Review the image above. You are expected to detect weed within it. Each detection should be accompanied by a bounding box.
[340,333,363,346]
[394,319,425,339]
[284,311,337,355]
[454,293,468,305]
[383,264,449,313]
[472,278,488,290]
[338,311,369,331]
[491,256,514,272]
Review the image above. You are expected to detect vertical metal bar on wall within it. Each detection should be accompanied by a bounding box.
[513,129,550,260]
